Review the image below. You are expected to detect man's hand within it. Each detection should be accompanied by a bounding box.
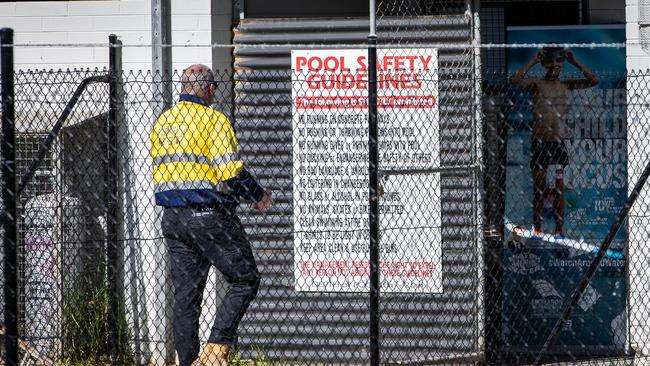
[253,190,273,211]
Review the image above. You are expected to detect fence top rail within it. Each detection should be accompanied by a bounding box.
[0,42,629,49]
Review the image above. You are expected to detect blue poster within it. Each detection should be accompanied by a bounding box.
[503,25,627,355]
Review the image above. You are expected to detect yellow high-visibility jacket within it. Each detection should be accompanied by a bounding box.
[151,95,244,207]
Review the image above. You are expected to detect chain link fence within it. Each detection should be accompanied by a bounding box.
[0,3,648,366]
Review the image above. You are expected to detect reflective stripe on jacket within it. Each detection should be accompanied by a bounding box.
[151,97,244,207]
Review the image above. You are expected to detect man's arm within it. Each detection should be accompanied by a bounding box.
[225,167,272,210]
[225,169,264,202]
[564,51,599,89]
[510,51,542,89]
[210,110,273,210]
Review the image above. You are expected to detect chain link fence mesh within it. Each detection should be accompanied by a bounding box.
[377,0,466,17]
[0,6,648,366]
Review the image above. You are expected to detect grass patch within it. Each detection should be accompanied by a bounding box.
[59,265,134,366]
[231,346,274,366]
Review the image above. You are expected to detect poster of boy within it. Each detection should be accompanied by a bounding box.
[502,25,627,355]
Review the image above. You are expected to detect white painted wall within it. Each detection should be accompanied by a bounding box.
[0,0,214,71]
[626,0,650,357]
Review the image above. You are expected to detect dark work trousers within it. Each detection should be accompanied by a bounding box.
[161,206,261,366]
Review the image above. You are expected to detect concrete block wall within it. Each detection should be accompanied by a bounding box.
[626,0,647,71]
[0,0,218,71]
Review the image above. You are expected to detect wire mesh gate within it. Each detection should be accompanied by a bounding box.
[0,7,648,366]
[0,29,483,365]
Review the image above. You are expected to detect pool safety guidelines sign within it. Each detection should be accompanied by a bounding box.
[291,49,442,293]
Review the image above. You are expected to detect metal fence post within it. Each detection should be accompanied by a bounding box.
[1,27,18,366]
[152,0,173,116]
[481,93,506,365]
[150,3,175,357]
[368,1,380,365]
[107,33,123,361]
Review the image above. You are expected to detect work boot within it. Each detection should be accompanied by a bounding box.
[198,343,231,366]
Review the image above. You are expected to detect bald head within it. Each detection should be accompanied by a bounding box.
[181,64,215,103]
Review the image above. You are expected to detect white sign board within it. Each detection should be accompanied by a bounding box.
[292,49,442,293]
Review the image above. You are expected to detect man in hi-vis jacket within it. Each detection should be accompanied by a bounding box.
[151,64,272,366]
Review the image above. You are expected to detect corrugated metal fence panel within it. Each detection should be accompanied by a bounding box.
[233,16,479,364]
